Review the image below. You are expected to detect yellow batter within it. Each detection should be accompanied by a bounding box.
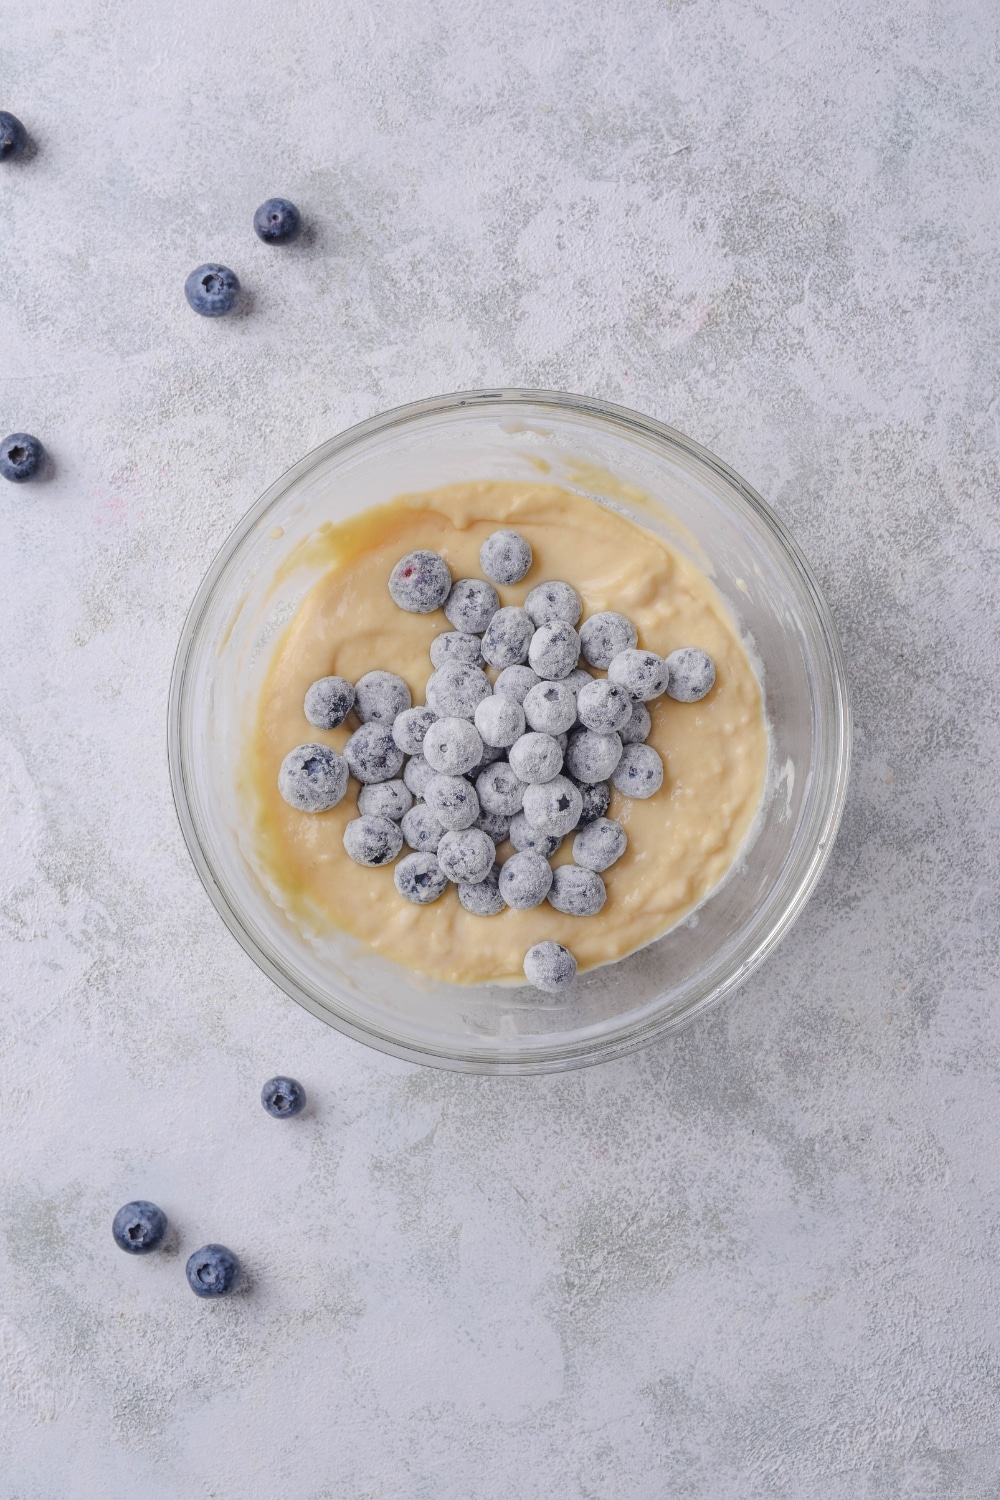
[244,481,767,985]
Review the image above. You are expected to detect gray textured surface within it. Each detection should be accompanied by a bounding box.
[2,0,998,1493]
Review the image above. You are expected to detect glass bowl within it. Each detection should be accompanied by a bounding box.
[168,390,850,1074]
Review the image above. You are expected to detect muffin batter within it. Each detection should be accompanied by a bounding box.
[244,481,768,985]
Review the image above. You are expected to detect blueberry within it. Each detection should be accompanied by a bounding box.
[358,779,412,821]
[469,740,506,775]
[522,680,577,736]
[480,528,532,585]
[354,670,411,723]
[564,728,622,784]
[493,664,541,703]
[576,678,633,734]
[607,648,670,702]
[303,675,355,730]
[619,700,652,744]
[343,814,404,866]
[508,812,563,858]
[523,941,577,992]
[579,611,637,669]
[508,732,563,785]
[562,668,594,695]
[572,816,627,872]
[388,550,451,613]
[666,647,717,702]
[343,722,404,783]
[569,776,610,825]
[474,693,525,748]
[261,1075,307,1117]
[0,432,44,483]
[401,803,446,852]
[548,864,607,917]
[498,851,553,909]
[253,197,302,243]
[437,827,495,884]
[394,851,449,904]
[0,111,27,161]
[611,742,664,798]
[521,775,583,838]
[480,606,535,670]
[444,577,499,633]
[112,1200,167,1254]
[429,631,483,669]
[278,743,349,811]
[475,807,512,841]
[186,1244,241,1299]
[393,705,438,755]
[524,580,582,627]
[423,715,483,776]
[423,773,480,830]
[527,621,580,680]
[425,663,491,719]
[184,263,241,317]
[475,760,526,816]
[402,752,436,798]
[459,863,506,916]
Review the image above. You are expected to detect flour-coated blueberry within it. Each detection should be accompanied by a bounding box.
[576,677,632,734]
[508,812,563,858]
[607,648,670,702]
[343,814,404,866]
[579,611,637,669]
[424,773,480,830]
[493,664,541,703]
[619,700,652,744]
[402,753,436,798]
[480,606,534,669]
[343,722,405,783]
[388,550,452,613]
[444,577,499,633]
[523,941,577,993]
[401,803,445,852]
[393,706,438,755]
[437,827,495,884]
[358,779,412,821]
[112,1201,167,1254]
[498,851,553,909]
[354,670,411,723]
[475,760,525,816]
[666,647,717,702]
[278,743,349,811]
[572,817,627,872]
[564,728,622,783]
[186,1244,241,1298]
[422,715,483,776]
[508,731,563,784]
[548,864,607,916]
[425,662,491,718]
[303,675,355,730]
[429,631,484,669]
[562,668,594,695]
[528,621,580,680]
[611,742,664,798]
[470,741,506,775]
[524,580,582,627]
[475,807,512,841]
[522,679,577,735]
[458,864,506,916]
[474,693,525,748]
[394,851,449,904]
[569,776,610,825]
[480,529,532,585]
[522,775,583,838]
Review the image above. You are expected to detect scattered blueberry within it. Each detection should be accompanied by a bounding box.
[527,621,580,680]
[423,772,480,830]
[354,670,411,723]
[607,648,670,702]
[303,675,355,730]
[619,699,652,745]
[572,817,628,872]
[569,776,610,825]
[388,550,451,613]
[437,827,496,884]
[508,811,563,858]
[343,814,404,866]
[521,775,583,837]
[278,743,349,811]
[184,263,241,317]
[402,752,436,798]
[422,715,484,776]
[498,850,554,909]
[444,577,499,633]
[480,606,535,669]
[475,807,512,841]
[425,662,491,718]
[508,731,564,785]
[522,680,578,736]
[480,528,532,585]
[393,705,438,755]
[576,677,633,734]
[666,647,717,702]
[523,941,577,993]
[358,779,413,821]
[261,1076,307,1118]
[548,864,607,917]
[429,631,484,669]
[186,1244,241,1299]
[474,693,525,748]
[524,580,582,627]
[112,1200,167,1255]
[343,722,405,783]
[458,863,506,916]
[611,742,664,798]
[0,111,27,161]
[475,761,526,816]
[579,611,638,669]
[401,803,446,852]
[253,197,302,243]
[564,728,623,784]
[493,664,541,703]
[0,432,44,483]
[395,851,449,904]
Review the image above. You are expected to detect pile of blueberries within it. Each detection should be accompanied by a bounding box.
[277,527,715,993]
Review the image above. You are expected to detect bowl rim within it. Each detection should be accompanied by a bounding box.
[167,387,852,1073]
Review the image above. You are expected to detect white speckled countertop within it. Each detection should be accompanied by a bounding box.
[2,0,999,1493]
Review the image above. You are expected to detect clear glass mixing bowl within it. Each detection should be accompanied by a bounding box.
[168,390,850,1073]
